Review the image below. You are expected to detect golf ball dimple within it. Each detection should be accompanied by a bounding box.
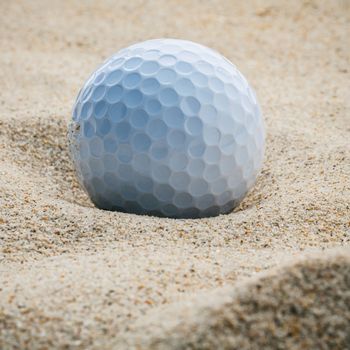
[68,39,265,218]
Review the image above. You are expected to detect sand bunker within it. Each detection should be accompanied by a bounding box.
[0,0,349,348]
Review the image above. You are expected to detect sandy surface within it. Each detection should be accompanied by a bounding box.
[0,0,349,349]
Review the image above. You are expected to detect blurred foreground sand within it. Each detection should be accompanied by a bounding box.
[0,0,349,348]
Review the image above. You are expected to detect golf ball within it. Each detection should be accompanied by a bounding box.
[68,39,265,218]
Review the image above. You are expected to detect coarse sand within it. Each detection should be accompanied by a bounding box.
[0,0,349,349]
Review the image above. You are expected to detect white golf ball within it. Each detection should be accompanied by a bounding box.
[68,39,265,218]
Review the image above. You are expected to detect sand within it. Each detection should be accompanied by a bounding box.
[0,0,349,349]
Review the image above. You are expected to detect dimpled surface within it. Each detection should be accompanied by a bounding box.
[68,39,265,218]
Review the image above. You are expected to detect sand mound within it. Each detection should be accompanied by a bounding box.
[0,0,349,349]
[125,248,350,349]
[1,248,349,349]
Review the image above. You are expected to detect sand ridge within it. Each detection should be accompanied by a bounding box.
[123,248,350,349]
